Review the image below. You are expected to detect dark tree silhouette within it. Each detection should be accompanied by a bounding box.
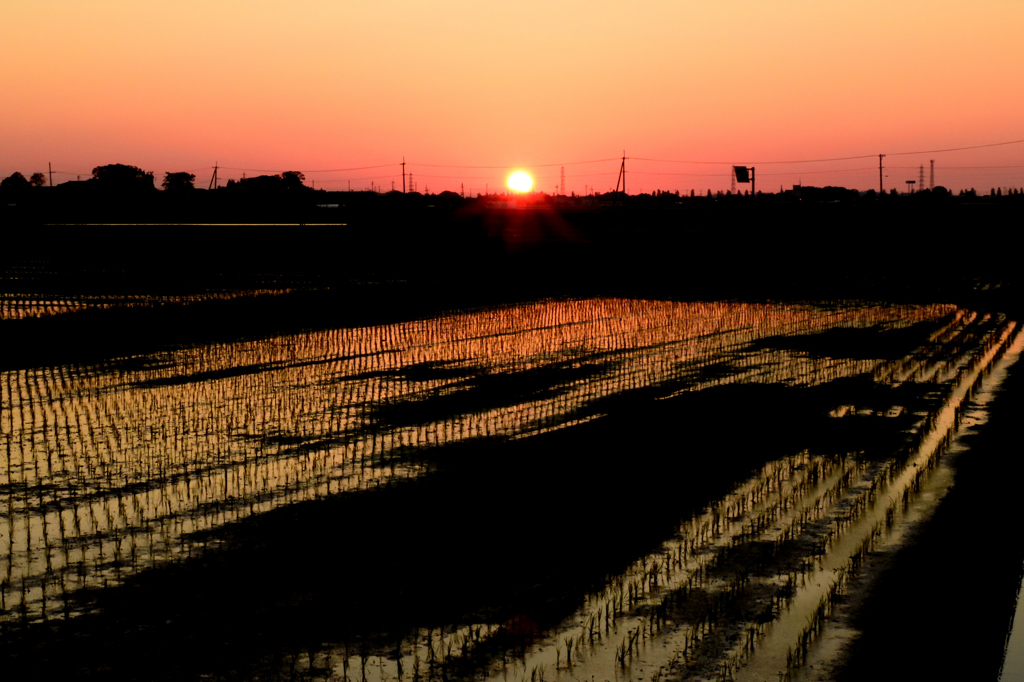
[162,172,196,191]
[236,175,281,191]
[233,171,309,194]
[29,172,47,187]
[0,172,30,191]
[91,164,156,190]
[280,171,306,189]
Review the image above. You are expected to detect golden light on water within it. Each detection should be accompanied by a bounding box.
[507,171,533,193]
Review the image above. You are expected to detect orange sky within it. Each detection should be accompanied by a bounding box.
[3,1,1023,193]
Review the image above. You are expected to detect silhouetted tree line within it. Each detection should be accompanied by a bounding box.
[90,164,156,190]
[221,171,309,194]
[162,172,196,192]
[0,171,46,191]
[4,160,1024,226]
[1,165,323,199]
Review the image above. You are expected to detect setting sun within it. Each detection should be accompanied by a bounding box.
[507,171,533,193]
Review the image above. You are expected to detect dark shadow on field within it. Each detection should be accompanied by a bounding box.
[0,374,935,681]
[365,356,622,429]
[751,319,951,360]
[833,355,1024,681]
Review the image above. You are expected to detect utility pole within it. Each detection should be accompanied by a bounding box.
[613,152,626,204]
[878,154,885,193]
[208,162,219,190]
[48,162,53,187]
[402,157,406,193]
[614,151,626,195]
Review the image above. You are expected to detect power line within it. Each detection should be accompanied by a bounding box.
[629,136,1024,166]
[887,138,1024,156]
[626,167,878,177]
[217,163,399,173]
[414,171,621,180]
[626,154,876,164]
[888,164,1024,169]
[413,173,516,180]
[316,173,399,181]
[408,158,619,169]
[630,170,733,177]
[759,167,879,176]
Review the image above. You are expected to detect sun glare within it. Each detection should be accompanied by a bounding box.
[507,171,533,193]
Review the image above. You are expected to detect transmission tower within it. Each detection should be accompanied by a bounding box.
[730,167,736,193]
[919,164,925,190]
[560,166,565,195]
[929,160,935,190]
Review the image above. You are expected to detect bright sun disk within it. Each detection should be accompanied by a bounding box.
[507,171,533,193]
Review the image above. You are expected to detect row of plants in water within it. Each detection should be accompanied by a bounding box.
[0,289,293,320]
[0,299,952,627]
[241,309,1010,680]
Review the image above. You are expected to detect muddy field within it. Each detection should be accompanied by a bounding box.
[1,293,1022,680]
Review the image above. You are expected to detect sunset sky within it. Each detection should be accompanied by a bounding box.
[3,1,1023,194]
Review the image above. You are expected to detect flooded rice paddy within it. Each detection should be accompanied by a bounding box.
[1,297,1020,680]
[0,289,292,320]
